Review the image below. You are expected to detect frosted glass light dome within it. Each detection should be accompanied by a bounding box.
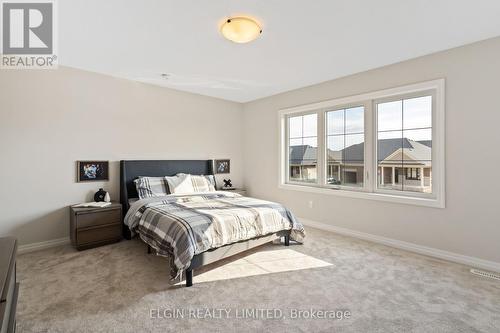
[220,17,262,43]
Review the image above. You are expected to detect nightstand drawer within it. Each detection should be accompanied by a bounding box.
[76,209,121,229]
[77,223,122,245]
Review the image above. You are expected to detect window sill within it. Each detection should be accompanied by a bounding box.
[278,183,445,208]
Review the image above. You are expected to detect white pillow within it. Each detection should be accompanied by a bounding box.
[165,174,195,194]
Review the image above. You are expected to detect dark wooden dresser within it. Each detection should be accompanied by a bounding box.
[70,203,122,250]
[0,237,18,333]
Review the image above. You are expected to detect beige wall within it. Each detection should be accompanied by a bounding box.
[0,67,244,245]
[243,37,500,264]
[2,37,500,266]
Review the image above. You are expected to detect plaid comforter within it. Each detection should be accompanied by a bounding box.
[124,191,305,279]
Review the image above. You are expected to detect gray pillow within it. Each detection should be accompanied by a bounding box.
[134,176,169,199]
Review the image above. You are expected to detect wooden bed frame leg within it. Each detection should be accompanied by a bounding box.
[147,245,151,254]
[186,269,193,287]
[284,235,290,246]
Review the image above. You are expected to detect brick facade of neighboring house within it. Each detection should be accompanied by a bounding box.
[289,138,432,192]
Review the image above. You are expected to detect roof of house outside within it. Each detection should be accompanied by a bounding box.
[418,140,432,148]
[289,138,431,166]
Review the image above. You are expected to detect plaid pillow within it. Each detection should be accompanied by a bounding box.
[205,175,216,189]
[134,176,169,199]
[191,175,216,192]
[165,174,216,194]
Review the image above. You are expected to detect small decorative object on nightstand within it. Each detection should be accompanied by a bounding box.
[222,179,234,190]
[94,188,107,202]
[70,203,122,250]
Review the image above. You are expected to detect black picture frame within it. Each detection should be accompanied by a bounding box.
[214,159,230,174]
[77,161,109,182]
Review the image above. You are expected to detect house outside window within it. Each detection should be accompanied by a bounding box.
[279,80,445,208]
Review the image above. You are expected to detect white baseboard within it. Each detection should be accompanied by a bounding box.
[18,237,70,254]
[300,218,500,273]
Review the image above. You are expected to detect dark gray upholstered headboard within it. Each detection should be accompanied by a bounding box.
[120,160,214,239]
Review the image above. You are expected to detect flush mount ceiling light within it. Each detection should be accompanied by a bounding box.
[220,17,262,43]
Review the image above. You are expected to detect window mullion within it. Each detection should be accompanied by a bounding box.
[364,101,374,193]
[317,110,325,187]
[284,115,290,184]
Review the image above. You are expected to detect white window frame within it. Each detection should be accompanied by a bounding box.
[279,79,445,208]
[284,111,321,186]
[322,102,371,192]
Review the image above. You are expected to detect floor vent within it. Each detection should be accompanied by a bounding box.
[470,269,500,281]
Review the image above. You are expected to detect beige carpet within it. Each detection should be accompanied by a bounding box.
[16,227,500,333]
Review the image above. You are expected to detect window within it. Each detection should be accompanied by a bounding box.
[326,106,364,187]
[376,94,432,193]
[405,168,421,180]
[288,113,318,183]
[280,80,445,208]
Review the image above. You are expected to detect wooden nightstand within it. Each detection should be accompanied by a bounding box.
[70,203,122,250]
[221,189,247,196]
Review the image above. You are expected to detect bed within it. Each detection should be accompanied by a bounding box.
[120,160,305,287]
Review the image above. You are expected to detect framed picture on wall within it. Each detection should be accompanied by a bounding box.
[77,161,109,182]
[214,159,230,174]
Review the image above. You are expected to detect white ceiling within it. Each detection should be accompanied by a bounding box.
[59,0,500,103]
